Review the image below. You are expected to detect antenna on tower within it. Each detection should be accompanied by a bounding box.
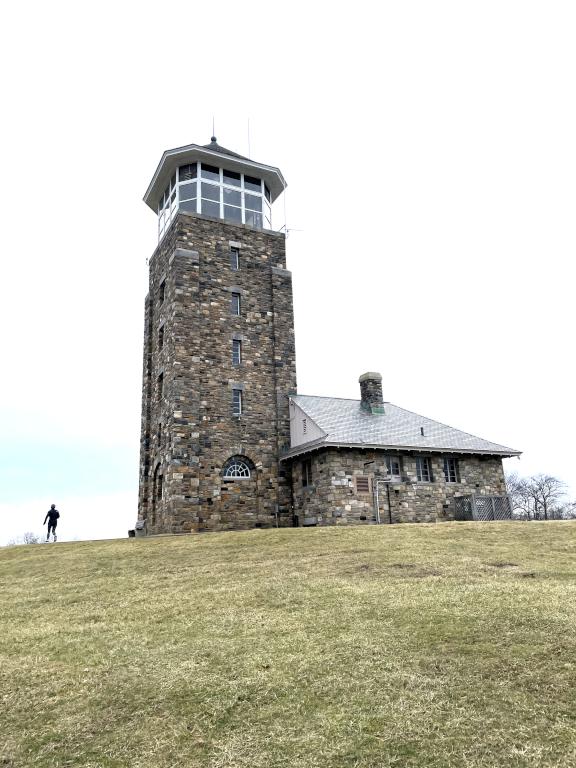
[212,116,215,141]
[247,118,251,158]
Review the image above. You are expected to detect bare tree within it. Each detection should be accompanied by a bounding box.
[506,472,531,520]
[527,475,567,520]
[506,473,573,520]
[8,532,41,546]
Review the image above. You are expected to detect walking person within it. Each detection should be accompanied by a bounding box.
[44,504,60,542]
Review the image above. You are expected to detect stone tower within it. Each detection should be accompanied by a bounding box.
[138,138,297,533]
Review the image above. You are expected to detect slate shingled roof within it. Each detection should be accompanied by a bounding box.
[287,395,520,458]
[201,139,250,161]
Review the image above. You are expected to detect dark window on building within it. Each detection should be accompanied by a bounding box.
[416,457,433,482]
[356,476,370,494]
[302,458,312,487]
[223,455,252,479]
[158,326,164,350]
[244,175,262,193]
[201,198,220,218]
[223,169,241,186]
[232,388,243,417]
[443,458,460,483]
[245,193,263,213]
[157,422,162,445]
[200,163,220,182]
[157,373,163,399]
[179,163,197,181]
[201,182,220,201]
[386,456,401,477]
[159,279,166,304]
[180,181,197,202]
[230,246,240,270]
[231,292,241,315]
[224,205,242,223]
[224,188,241,206]
[156,474,163,500]
[232,339,242,365]
[245,209,263,228]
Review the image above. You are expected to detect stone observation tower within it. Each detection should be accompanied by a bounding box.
[138,137,297,533]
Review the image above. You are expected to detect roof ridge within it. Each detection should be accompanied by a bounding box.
[294,394,372,403]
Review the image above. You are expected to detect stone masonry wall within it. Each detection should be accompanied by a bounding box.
[138,211,297,533]
[291,449,506,526]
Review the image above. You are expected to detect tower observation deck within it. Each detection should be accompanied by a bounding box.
[143,137,287,241]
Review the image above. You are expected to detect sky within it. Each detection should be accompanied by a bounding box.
[1,1,574,545]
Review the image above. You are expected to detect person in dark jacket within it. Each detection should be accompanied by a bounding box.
[44,505,60,542]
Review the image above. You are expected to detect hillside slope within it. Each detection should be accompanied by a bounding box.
[1,523,576,768]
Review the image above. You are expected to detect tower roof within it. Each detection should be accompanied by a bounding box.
[200,137,250,161]
[143,137,287,213]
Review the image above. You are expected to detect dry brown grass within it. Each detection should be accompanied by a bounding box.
[1,521,576,767]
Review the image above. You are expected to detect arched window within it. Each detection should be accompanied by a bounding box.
[222,455,253,479]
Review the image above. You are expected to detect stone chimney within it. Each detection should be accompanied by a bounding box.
[359,372,385,414]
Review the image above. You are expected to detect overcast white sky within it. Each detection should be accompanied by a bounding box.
[1,1,574,545]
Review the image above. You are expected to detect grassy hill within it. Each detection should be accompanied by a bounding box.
[1,522,576,768]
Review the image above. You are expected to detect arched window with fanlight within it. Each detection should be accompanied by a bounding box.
[222,455,254,480]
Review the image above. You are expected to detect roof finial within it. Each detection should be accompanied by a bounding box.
[211,116,216,144]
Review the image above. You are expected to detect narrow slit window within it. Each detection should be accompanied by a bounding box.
[157,373,163,400]
[231,292,241,316]
[159,279,166,304]
[230,247,240,270]
[232,339,242,365]
[158,326,164,350]
[232,388,243,417]
[302,458,312,487]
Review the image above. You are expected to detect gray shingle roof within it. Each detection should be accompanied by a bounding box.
[201,138,250,161]
[288,395,520,458]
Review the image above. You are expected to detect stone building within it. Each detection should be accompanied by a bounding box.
[137,138,519,533]
[287,372,519,526]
